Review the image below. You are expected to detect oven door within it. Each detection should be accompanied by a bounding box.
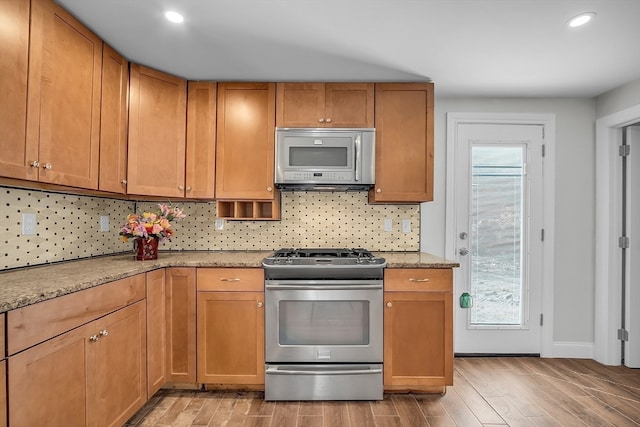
[265,280,383,363]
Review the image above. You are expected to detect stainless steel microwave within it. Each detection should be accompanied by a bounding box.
[275,128,375,191]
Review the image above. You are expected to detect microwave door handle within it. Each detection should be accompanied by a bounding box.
[354,134,361,182]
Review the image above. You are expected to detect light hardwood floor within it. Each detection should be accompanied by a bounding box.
[126,357,640,426]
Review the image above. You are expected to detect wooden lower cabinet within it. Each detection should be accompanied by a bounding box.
[8,301,147,427]
[166,267,197,383]
[383,269,453,391]
[0,360,5,427]
[196,268,265,385]
[146,269,167,396]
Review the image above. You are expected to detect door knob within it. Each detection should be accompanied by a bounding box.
[459,248,469,256]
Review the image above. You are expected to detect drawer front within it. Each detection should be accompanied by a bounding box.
[384,269,452,292]
[7,274,146,355]
[197,268,264,291]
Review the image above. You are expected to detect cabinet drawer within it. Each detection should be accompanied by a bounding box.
[7,274,145,355]
[384,269,452,292]
[197,268,264,291]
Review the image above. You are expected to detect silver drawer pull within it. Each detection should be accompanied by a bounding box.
[408,278,430,282]
[220,278,241,282]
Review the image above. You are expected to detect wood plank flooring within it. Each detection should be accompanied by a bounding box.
[125,357,640,426]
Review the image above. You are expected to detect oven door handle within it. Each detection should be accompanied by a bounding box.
[265,284,382,290]
[266,367,383,376]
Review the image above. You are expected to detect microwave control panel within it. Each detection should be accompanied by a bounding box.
[282,171,352,182]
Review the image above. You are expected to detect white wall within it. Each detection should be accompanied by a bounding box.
[596,79,640,119]
[421,96,596,346]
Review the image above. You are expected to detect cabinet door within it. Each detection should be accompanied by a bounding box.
[0,0,31,180]
[8,322,94,427]
[383,291,453,388]
[186,81,216,199]
[216,82,276,200]
[275,82,325,127]
[99,44,129,194]
[26,0,102,189]
[0,360,5,427]
[166,267,197,383]
[88,301,147,427]
[197,291,265,384]
[128,64,187,197]
[146,269,166,397]
[324,83,374,128]
[370,83,434,203]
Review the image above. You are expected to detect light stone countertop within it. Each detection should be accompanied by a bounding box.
[0,250,458,313]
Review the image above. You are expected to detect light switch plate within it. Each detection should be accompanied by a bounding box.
[401,219,411,233]
[22,213,37,236]
[100,215,110,232]
[383,218,393,232]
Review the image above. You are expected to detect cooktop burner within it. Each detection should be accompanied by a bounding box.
[263,248,386,280]
[272,248,375,259]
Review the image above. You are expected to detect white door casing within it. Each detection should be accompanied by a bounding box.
[595,104,640,366]
[624,125,640,368]
[446,113,555,357]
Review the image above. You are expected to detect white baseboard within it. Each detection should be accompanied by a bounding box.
[550,341,594,359]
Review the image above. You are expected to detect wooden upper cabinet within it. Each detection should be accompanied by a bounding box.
[0,0,30,181]
[216,82,276,200]
[370,83,434,203]
[24,0,103,189]
[127,64,187,198]
[276,83,374,128]
[186,81,217,199]
[99,44,129,194]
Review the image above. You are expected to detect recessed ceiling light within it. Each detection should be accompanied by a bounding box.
[568,12,595,27]
[165,11,184,23]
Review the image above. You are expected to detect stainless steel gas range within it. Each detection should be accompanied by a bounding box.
[262,248,386,401]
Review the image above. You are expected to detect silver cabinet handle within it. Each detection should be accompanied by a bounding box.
[386,302,393,308]
[42,163,52,170]
[186,185,191,191]
[120,179,128,184]
[376,188,382,193]
[408,278,430,282]
[257,301,263,308]
[325,118,332,123]
[354,134,361,182]
[99,329,108,337]
[30,161,40,168]
[178,185,184,190]
[267,186,273,192]
[318,118,325,123]
[220,278,240,282]
[89,335,99,342]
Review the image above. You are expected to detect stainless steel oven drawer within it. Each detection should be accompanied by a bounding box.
[264,364,383,401]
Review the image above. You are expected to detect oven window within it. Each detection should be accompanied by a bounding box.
[289,147,349,167]
[279,300,369,345]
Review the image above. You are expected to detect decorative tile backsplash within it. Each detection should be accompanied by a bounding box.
[2,187,419,270]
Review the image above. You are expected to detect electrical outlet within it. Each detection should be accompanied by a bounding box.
[215,219,225,230]
[401,219,411,233]
[383,218,392,232]
[22,213,37,236]
[100,215,110,232]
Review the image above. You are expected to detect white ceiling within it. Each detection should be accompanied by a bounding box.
[57,0,640,98]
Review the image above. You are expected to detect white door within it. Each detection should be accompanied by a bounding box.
[453,123,544,354]
[625,125,640,367]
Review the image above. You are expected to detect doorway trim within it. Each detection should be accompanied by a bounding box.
[446,112,555,357]
[595,104,640,366]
